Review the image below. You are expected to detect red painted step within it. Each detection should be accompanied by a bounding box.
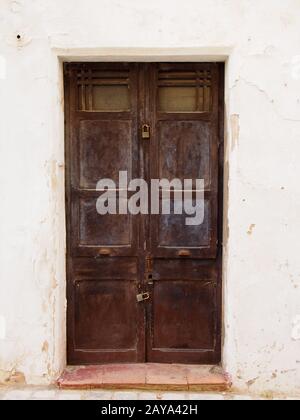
[57,364,231,392]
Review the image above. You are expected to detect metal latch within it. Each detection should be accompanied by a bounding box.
[142,124,150,139]
[136,292,150,303]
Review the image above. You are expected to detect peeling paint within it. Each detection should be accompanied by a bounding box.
[230,114,240,151]
[0,369,26,386]
[45,160,59,192]
[247,377,259,387]
[247,224,256,236]
[42,341,49,353]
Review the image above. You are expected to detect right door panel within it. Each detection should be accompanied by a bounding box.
[146,63,223,364]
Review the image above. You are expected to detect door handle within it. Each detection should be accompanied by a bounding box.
[96,248,112,257]
[178,249,191,257]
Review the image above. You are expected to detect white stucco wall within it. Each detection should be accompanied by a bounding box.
[0,0,300,396]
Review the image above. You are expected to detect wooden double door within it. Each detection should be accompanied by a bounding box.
[65,62,224,365]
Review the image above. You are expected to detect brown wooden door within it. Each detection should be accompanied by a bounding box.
[65,62,224,365]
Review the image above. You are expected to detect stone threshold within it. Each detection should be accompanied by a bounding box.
[57,364,231,392]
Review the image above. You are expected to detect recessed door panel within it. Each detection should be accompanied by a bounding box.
[74,280,138,350]
[151,281,216,350]
[79,120,133,188]
[157,199,211,248]
[78,196,132,247]
[157,120,211,187]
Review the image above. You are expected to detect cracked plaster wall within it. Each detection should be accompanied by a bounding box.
[0,0,300,396]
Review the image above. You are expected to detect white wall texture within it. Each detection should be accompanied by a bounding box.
[0,0,300,396]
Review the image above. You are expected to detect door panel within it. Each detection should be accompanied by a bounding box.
[68,257,141,363]
[157,199,211,248]
[65,62,223,365]
[147,63,222,362]
[79,120,133,188]
[147,258,218,364]
[78,196,132,246]
[157,121,211,187]
[150,64,219,260]
[66,63,144,363]
[70,65,139,261]
[74,279,138,350]
[152,281,216,349]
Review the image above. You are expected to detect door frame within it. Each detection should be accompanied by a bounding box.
[54,51,228,374]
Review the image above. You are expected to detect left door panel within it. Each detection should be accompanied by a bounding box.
[65,63,144,364]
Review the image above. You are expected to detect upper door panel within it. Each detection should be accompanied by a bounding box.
[150,63,220,259]
[67,64,139,258]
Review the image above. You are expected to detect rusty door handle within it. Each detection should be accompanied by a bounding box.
[96,248,112,257]
[178,249,191,257]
